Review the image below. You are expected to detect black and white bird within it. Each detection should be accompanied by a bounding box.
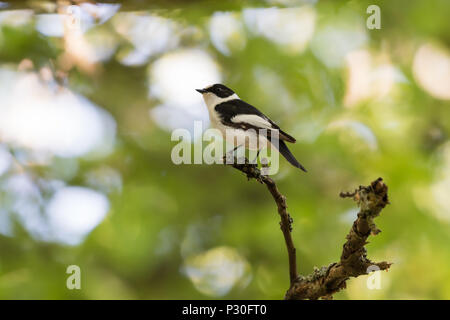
[196,84,307,172]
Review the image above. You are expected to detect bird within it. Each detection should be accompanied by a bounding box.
[196,84,307,172]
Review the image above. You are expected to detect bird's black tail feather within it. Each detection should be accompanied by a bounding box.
[279,129,296,143]
[272,139,307,172]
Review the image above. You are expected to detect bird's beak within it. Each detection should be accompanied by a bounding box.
[196,88,206,94]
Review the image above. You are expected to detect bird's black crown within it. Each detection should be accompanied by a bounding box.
[196,84,235,98]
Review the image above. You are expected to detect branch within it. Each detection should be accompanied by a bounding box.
[286,177,391,299]
[227,158,298,285]
[226,158,392,300]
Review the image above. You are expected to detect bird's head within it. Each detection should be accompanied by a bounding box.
[196,84,235,99]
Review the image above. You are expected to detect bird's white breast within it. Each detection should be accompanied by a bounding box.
[202,92,239,130]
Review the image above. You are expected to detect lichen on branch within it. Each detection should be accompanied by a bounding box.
[226,158,391,300]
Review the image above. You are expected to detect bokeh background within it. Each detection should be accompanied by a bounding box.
[0,0,449,299]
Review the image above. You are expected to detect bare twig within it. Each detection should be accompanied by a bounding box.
[226,158,391,300]
[227,158,298,285]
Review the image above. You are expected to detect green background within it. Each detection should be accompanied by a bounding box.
[0,0,449,299]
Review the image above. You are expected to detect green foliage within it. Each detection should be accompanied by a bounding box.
[0,0,449,300]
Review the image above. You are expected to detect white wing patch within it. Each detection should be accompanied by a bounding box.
[231,114,274,129]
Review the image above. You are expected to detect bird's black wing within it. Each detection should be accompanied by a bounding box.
[216,99,306,172]
[214,99,269,125]
[214,99,296,143]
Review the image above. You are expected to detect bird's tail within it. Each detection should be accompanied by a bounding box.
[279,129,296,143]
[272,139,307,172]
